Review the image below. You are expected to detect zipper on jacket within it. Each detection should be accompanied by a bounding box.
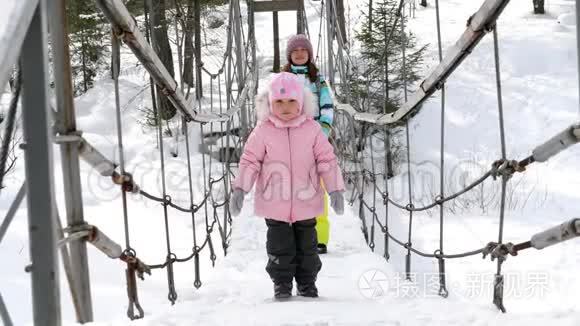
[287,128,293,224]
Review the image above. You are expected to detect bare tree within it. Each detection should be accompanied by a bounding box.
[0,76,23,189]
[0,124,22,189]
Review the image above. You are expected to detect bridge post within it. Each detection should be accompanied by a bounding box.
[232,0,249,136]
[326,0,335,85]
[297,0,305,34]
[20,0,62,324]
[47,0,94,322]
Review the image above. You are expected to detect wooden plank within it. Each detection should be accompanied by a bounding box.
[95,0,196,121]
[0,0,39,92]
[253,0,300,12]
[470,0,508,31]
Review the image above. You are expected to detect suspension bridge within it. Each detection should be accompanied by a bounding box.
[1,0,580,325]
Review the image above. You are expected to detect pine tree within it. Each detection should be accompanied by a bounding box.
[67,0,108,95]
[354,0,427,114]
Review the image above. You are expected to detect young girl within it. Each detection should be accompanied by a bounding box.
[230,72,345,299]
[283,34,334,255]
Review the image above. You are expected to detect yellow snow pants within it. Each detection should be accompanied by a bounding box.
[315,180,330,245]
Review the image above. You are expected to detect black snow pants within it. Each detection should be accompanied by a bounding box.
[265,218,322,285]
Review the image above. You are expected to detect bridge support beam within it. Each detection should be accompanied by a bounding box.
[253,0,300,12]
[21,0,62,324]
[47,0,94,322]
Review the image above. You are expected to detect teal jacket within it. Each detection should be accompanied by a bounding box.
[289,65,334,137]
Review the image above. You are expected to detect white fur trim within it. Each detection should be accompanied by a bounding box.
[254,86,317,122]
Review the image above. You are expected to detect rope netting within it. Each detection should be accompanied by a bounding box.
[324,0,580,312]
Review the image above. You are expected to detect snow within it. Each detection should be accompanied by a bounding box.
[1,0,580,325]
[0,0,39,94]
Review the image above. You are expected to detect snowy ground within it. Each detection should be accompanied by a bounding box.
[1,0,580,325]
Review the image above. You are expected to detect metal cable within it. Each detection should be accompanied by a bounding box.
[383,129,391,261]
[492,25,508,313]
[183,119,199,257]
[364,206,487,259]
[401,9,414,280]
[112,33,133,251]
[217,73,231,251]
[386,170,493,211]
[369,126,377,251]
[152,62,178,304]
[434,0,449,297]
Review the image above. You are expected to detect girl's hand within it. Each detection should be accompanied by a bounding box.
[230,188,245,216]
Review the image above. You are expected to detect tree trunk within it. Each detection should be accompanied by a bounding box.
[173,1,183,91]
[194,0,202,99]
[386,129,394,178]
[147,0,177,120]
[144,0,159,129]
[336,0,347,42]
[81,31,88,93]
[533,0,545,14]
[110,30,120,79]
[183,0,195,90]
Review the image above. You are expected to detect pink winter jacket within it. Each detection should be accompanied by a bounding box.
[232,87,345,223]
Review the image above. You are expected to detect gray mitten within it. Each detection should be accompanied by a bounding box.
[329,191,344,215]
[230,188,245,217]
